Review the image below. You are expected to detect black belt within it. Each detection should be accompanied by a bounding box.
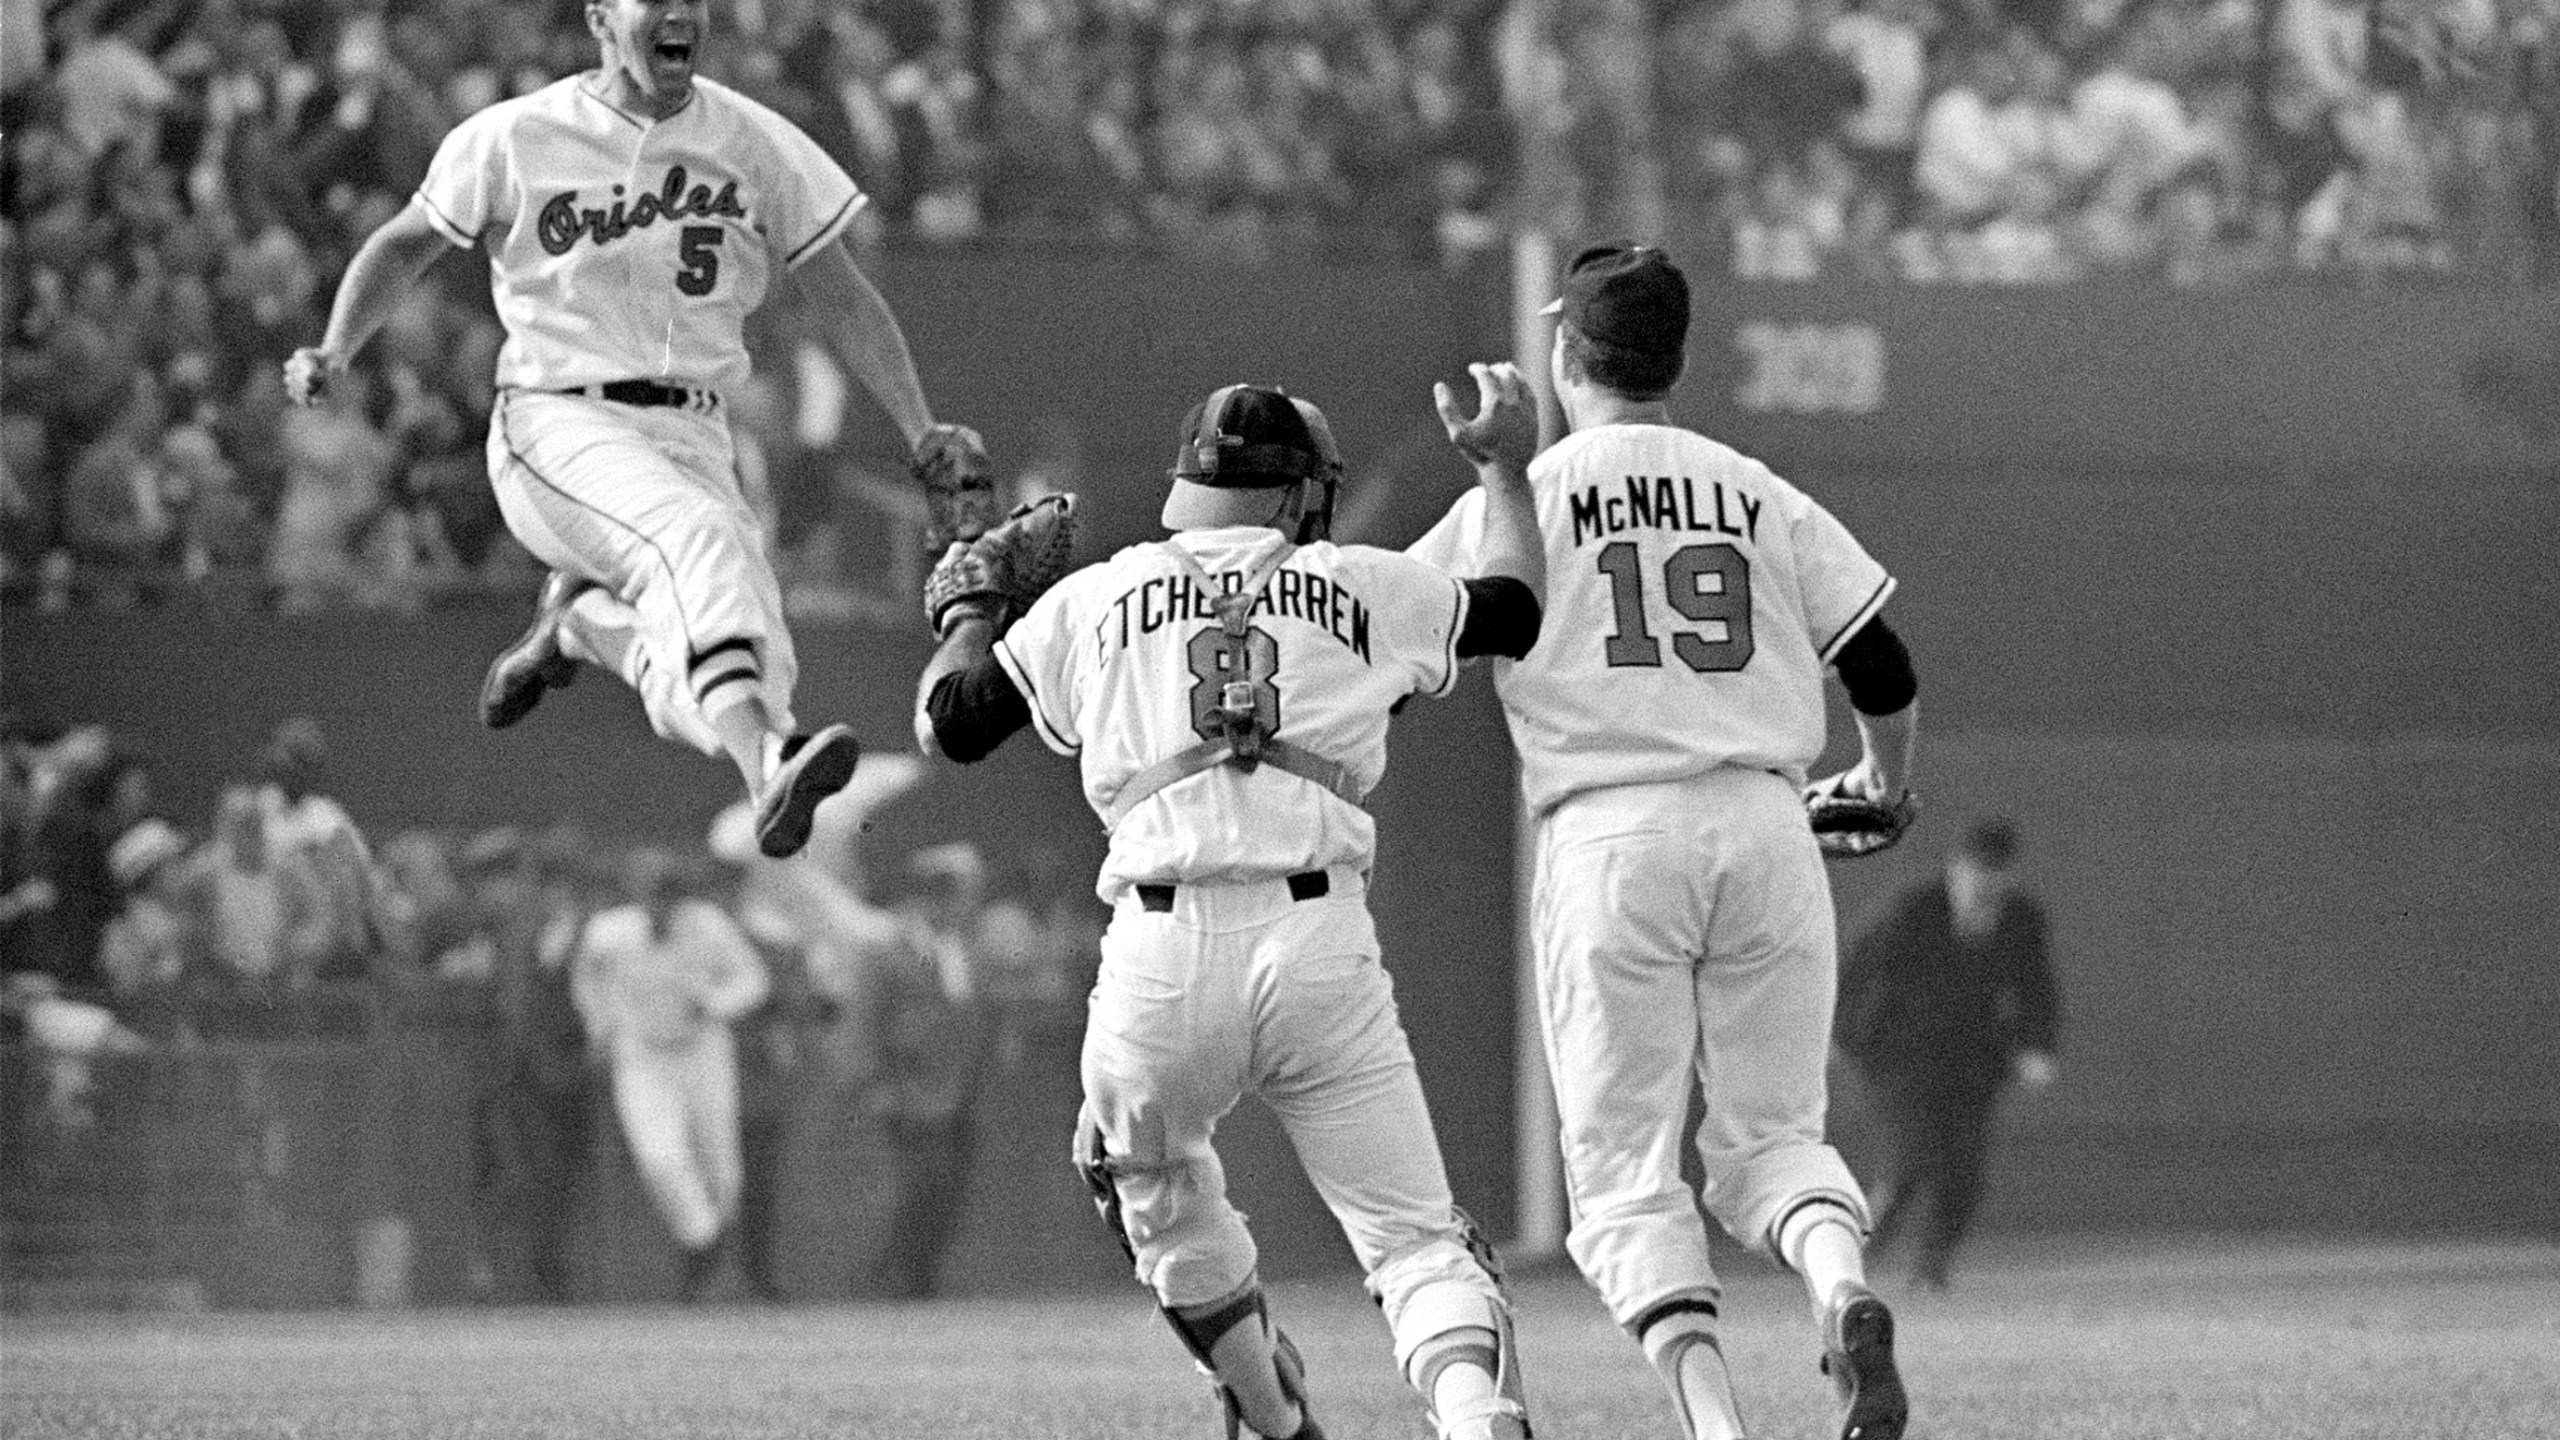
[557,379,716,409]
[1136,871,1330,913]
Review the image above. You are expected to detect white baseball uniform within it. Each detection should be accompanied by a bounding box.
[994,525,1508,1373]
[414,74,867,753]
[1410,422,1895,1327]
[570,898,771,1250]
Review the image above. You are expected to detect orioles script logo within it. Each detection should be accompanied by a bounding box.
[538,166,745,255]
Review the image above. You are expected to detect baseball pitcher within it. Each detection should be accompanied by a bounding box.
[911,374,1549,1440]
[283,0,993,859]
[1410,245,1923,1440]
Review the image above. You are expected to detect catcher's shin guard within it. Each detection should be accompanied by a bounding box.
[1403,1211,1532,1440]
[1167,1283,1324,1440]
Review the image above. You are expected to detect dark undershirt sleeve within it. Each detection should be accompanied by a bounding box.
[1832,614,1918,716]
[923,652,1032,763]
[1456,576,1542,660]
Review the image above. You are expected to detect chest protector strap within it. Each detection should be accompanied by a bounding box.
[1098,540,1368,834]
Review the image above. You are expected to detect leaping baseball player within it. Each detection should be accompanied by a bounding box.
[1410,244,1923,1440]
[284,0,996,859]
[911,370,1550,1440]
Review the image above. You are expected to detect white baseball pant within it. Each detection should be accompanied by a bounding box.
[605,1029,744,1251]
[486,390,798,753]
[1079,870,1507,1370]
[1532,765,1871,1327]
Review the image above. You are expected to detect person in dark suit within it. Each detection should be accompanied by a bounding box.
[1836,818,2061,1289]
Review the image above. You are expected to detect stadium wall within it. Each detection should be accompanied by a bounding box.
[6,272,2556,1304]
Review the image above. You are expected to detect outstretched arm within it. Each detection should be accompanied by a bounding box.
[285,201,455,404]
[790,238,936,447]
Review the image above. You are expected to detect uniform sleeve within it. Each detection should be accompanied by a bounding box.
[759,105,868,268]
[1351,548,1469,700]
[991,575,1087,756]
[1405,489,1487,576]
[414,105,510,247]
[1791,493,1897,663]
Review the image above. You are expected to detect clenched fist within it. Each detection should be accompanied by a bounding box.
[283,347,347,407]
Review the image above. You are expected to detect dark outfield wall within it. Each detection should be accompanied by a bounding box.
[6,268,2556,1299]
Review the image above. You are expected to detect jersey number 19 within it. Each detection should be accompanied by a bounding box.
[1597,541,1755,672]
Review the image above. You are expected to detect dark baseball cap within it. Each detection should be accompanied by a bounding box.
[1162,384,1334,530]
[1541,243,1691,355]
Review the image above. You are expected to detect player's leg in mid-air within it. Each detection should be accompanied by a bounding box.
[477,392,858,857]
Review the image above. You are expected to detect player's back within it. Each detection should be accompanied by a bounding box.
[995,526,1466,892]
[1442,423,1892,814]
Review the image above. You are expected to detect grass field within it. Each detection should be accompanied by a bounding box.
[5,1235,2554,1440]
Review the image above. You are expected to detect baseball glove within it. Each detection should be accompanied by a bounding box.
[1804,779,1920,860]
[924,493,1078,638]
[912,422,999,551]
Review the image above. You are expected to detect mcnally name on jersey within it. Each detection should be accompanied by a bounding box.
[539,166,747,256]
[1094,565,1374,664]
[1570,477,1764,548]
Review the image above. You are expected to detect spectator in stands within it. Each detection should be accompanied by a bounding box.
[192,783,326,1016]
[255,716,387,983]
[10,730,141,1003]
[0,724,64,973]
[58,376,179,609]
[1912,33,2051,231]
[464,825,603,1303]
[268,364,398,613]
[1828,0,1936,223]
[96,813,196,1039]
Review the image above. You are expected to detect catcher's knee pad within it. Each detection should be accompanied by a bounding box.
[1074,1104,1253,1299]
[1073,1106,1138,1264]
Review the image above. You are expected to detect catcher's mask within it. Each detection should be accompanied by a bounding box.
[1161,384,1344,543]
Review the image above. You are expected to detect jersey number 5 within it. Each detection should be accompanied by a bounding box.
[676,226,723,296]
[1187,626,1280,741]
[1597,540,1755,672]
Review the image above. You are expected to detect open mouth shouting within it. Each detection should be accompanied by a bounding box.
[647,31,697,82]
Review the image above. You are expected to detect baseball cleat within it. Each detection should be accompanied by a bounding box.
[480,572,591,729]
[1819,1284,1908,1440]
[754,724,861,858]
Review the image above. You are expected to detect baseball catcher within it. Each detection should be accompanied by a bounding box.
[912,422,1001,550]
[922,493,1079,638]
[1804,772,1920,860]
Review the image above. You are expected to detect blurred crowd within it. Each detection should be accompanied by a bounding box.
[0,713,1100,1167]
[3,0,2557,611]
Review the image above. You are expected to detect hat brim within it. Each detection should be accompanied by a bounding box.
[1162,477,1292,532]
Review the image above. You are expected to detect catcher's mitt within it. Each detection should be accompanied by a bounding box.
[924,493,1078,638]
[1805,780,1920,860]
[912,422,999,551]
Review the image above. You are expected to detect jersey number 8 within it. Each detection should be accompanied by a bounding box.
[1597,540,1755,672]
[1188,626,1281,741]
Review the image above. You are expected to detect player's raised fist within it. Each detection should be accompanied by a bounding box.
[1435,361,1537,472]
[283,347,345,407]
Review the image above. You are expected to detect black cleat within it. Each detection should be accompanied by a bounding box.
[480,572,591,729]
[1820,1284,1908,1440]
[754,724,861,858]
